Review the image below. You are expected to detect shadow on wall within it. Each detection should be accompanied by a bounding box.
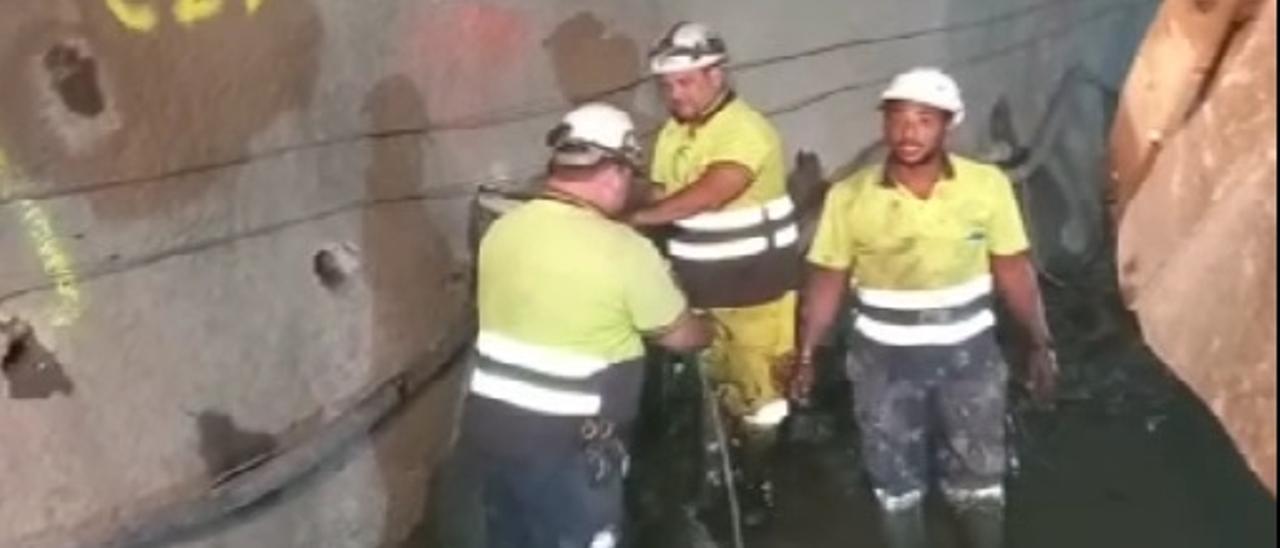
[358,74,470,547]
[0,0,322,219]
[195,411,279,481]
[0,317,75,399]
[543,11,654,127]
[986,65,1122,285]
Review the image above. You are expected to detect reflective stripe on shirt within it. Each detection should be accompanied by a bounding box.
[675,195,796,232]
[469,368,603,417]
[669,224,799,261]
[476,331,613,380]
[854,275,996,347]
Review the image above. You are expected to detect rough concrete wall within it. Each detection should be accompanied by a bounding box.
[0,2,666,546]
[0,1,1153,546]
[1114,0,1277,493]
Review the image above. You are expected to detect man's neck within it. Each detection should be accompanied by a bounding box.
[681,88,734,128]
[888,155,950,199]
[543,184,607,217]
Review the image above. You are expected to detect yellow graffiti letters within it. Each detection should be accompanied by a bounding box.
[173,0,225,27]
[106,0,266,33]
[105,0,160,33]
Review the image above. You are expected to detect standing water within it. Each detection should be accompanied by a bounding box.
[625,263,1276,548]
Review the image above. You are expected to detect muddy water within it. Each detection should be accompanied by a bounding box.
[627,277,1276,548]
[411,252,1275,548]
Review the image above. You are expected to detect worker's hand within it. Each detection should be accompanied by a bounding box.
[787,351,817,407]
[1025,344,1059,410]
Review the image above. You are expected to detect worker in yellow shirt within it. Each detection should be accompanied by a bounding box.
[630,22,800,525]
[458,103,712,548]
[792,69,1059,548]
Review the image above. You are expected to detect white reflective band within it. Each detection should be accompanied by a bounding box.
[470,369,602,417]
[858,275,993,311]
[590,530,618,548]
[670,236,769,261]
[675,196,795,232]
[669,225,800,262]
[745,399,791,427]
[875,489,925,512]
[943,484,1006,505]
[764,196,795,220]
[676,207,766,232]
[855,310,996,346]
[773,223,800,248]
[476,331,611,380]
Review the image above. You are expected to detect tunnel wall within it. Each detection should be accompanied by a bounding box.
[0,1,1154,546]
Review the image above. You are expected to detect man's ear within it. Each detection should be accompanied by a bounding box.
[706,66,727,89]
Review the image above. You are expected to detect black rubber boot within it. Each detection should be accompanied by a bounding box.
[880,502,928,548]
[955,501,1004,548]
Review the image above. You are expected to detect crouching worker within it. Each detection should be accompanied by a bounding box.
[456,103,713,548]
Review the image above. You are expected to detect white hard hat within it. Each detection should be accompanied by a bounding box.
[649,22,729,75]
[546,103,642,168]
[881,68,966,127]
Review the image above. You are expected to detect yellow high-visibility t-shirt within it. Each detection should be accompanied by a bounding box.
[478,199,688,363]
[651,97,787,209]
[807,155,1030,290]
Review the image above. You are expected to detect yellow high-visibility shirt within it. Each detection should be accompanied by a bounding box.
[807,155,1030,290]
[478,199,687,363]
[651,96,787,209]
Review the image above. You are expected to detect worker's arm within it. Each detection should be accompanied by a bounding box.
[640,178,667,205]
[625,232,713,353]
[629,162,753,227]
[991,252,1058,407]
[790,178,858,402]
[647,310,714,354]
[790,265,850,402]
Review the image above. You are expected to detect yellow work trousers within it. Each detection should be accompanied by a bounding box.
[704,292,797,423]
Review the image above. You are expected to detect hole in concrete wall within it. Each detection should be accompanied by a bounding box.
[43,42,105,118]
[195,411,278,480]
[313,243,362,292]
[1,318,75,399]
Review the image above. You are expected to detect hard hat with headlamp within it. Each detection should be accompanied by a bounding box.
[649,22,729,76]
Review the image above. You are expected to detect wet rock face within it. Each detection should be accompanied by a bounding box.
[1114,0,1277,492]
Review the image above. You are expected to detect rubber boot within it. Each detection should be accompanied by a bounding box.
[955,501,1004,548]
[880,502,928,548]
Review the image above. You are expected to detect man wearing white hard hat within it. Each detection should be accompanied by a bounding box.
[629,22,801,526]
[457,103,712,548]
[792,68,1058,548]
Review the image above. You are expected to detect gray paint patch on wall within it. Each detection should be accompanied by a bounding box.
[1,317,74,399]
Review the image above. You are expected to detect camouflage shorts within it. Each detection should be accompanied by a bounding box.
[847,331,1009,505]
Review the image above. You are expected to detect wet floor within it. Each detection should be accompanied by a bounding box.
[625,278,1276,548]
[413,273,1276,548]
